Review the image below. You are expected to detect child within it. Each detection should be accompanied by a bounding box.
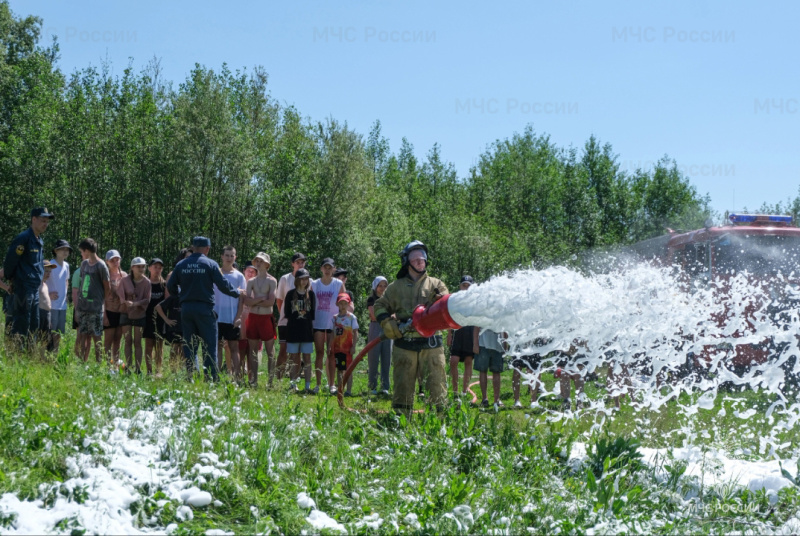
[155,293,184,375]
[243,252,277,388]
[283,268,315,393]
[37,261,55,355]
[312,258,344,393]
[144,259,166,377]
[215,246,246,378]
[103,250,127,365]
[510,352,543,409]
[48,239,72,354]
[76,239,110,363]
[119,257,152,374]
[475,328,505,409]
[556,342,588,410]
[239,262,259,373]
[447,275,476,397]
[366,276,392,395]
[329,293,359,396]
[71,265,86,359]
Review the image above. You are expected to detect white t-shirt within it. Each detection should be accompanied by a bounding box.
[478,328,505,353]
[311,278,344,330]
[214,269,246,324]
[276,272,295,326]
[48,259,70,311]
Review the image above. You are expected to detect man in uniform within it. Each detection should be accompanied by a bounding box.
[166,236,244,381]
[373,240,449,415]
[3,207,54,345]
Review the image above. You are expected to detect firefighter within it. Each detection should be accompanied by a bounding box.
[373,240,449,415]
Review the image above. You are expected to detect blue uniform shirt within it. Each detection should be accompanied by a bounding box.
[3,227,44,292]
[166,253,240,305]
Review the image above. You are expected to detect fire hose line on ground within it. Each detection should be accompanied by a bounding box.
[336,295,482,412]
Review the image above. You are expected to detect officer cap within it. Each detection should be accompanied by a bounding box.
[31,207,55,219]
[192,236,211,248]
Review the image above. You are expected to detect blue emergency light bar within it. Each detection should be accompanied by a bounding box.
[728,213,793,224]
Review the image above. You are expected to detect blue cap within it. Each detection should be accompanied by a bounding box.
[192,236,211,247]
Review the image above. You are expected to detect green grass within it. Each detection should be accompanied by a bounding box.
[1,331,800,534]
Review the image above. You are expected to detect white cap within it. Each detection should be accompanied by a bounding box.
[131,257,146,267]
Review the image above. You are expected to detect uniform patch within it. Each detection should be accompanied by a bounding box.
[15,245,24,255]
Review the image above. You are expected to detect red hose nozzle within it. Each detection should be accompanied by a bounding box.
[412,294,462,337]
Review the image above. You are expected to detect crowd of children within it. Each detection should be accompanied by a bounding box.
[3,238,583,409]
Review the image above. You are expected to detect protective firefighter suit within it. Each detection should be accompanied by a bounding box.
[373,271,449,414]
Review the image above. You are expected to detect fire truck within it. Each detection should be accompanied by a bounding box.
[629,213,800,378]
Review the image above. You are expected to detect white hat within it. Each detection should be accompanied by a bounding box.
[131,257,146,267]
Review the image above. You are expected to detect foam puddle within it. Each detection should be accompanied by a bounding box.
[0,401,226,535]
[0,401,382,535]
[571,442,796,503]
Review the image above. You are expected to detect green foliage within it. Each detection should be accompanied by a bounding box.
[587,433,643,479]
[0,0,714,337]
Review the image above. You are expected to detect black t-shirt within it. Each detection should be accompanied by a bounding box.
[283,288,316,343]
[159,294,182,336]
[450,326,476,356]
[147,282,166,322]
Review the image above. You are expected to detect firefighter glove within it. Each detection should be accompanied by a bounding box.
[381,317,403,340]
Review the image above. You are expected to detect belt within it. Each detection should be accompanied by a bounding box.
[395,334,442,351]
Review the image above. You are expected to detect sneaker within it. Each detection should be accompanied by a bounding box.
[310,386,319,395]
[330,386,338,395]
[561,398,571,411]
[289,381,298,392]
[493,402,504,411]
[379,389,390,396]
[481,399,489,408]
[344,391,353,397]
[495,400,504,408]
[514,400,523,409]
[369,389,378,395]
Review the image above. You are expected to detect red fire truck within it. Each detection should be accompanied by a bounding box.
[629,213,800,377]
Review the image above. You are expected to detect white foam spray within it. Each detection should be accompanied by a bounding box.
[448,262,800,441]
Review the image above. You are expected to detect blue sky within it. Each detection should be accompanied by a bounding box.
[16,0,800,219]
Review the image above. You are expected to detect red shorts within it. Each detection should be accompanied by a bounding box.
[246,313,276,341]
[239,339,263,355]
